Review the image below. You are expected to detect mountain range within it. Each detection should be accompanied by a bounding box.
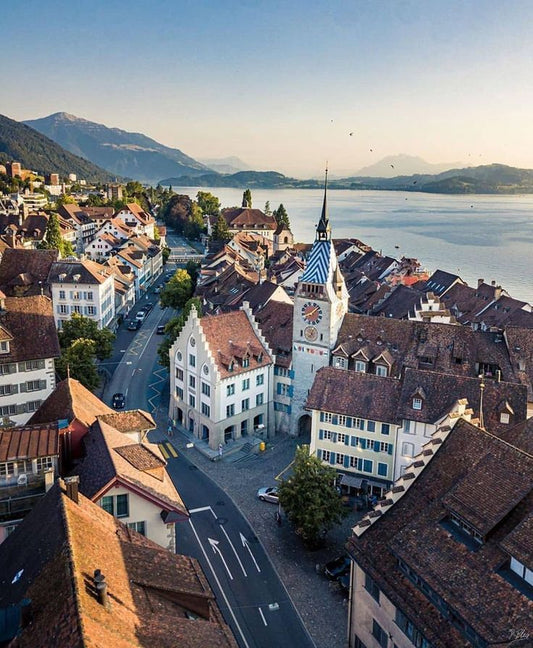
[24,112,210,183]
[352,154,466,178]
[0,114,114,182]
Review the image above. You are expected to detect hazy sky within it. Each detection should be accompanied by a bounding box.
[3,0,533,177]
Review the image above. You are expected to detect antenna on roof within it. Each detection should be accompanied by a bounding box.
[478,375,485,431]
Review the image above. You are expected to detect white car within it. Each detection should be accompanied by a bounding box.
[135,310,146,321]
[257,487,279,504]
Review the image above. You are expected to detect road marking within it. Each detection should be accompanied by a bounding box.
[258,607,268,626]
[189,506,211,514]
[208,538,233,580]
[165,442,178,458]
[240,532,261,572]
[158,443,170,459]
[188,520,250,648]
[220,524,247,578]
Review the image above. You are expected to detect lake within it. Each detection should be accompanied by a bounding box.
[177,187,533,305]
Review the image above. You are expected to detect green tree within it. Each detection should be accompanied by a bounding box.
[157,298,202,368]
[39,213,64,255]
[242,189,252,208]
[159,269,193,310]
[196,191,221,216]
[210,214,231,243]
[86,193,107,207]
[56,338,100,391]
[55,194,76,207]
[273,203,290,229]
[162,246,171,264]
[59,313,115,361]
[264,200,272,216]
[185,260,200,287]
[278,445,346,548]
[184,202,205,240]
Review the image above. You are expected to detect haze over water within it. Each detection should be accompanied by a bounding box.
[180,187,533,305]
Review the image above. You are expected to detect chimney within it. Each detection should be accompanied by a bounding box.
[496,369,501,383]
[64,475,79,503]
[94,569,109,608]
[478,278,484,288]
[494,286,502,300]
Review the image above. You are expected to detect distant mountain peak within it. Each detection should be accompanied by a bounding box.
[354,154,467,178]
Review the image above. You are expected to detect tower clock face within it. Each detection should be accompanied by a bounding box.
[304,326,318,342]
[301,301,323,325]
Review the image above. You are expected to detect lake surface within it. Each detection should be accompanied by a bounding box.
[178,187,533,305]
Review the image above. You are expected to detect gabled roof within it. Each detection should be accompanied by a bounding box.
[28,377,113,428]
[424,269,464,296]
[77,419,187,517]
[0,482,238,647]
[0,248,58,297]
[0,423,59,462]
[253,299,293,368]
[97,410,156,434]
[221,207,276,230]
[48,259,113,285]
[0,296,60,362]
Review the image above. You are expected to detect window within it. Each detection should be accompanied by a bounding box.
[242,357,249,368]
[176,387,184,400]
[500,412,510,424]
[35,457,53,472]
[354,418,365,430]
[189,354,196,367]
[381,423,390,435]
[395,609,432,648]
[367,421,375,433]
[58,304,69,315]
[363,459,373,473]
[227,383,235,396]
[86,306,96,315]
[25,380,42,392]
[226,404,235,417]
[59,290,65,299]
[201,402,210,417]
[116,494,129,517]
[0,384,15,396]
[334,356,346,369]
[256,374,264,386]
[242,378,250,391]
[86,291,94,301]
[337,433,347,444]
[101,496,114,515]
[321,412,333,423]
[365,573,380,603]
[322,450,330,462]
[127,521,146,535]
[336,453,344,465]
[377,462,388,477]
[256,393,264,406]
[404,420,412,434]
[402,442,414,457]
[0,404,17,416]
[189,375,196,388]
[413,397,423,410]
[176,368,184,381]
[201,382,210,397]
[355,360,366,373]
[241,398,249,411]
[372,619,388,648]
[189,395,195,407]
[449,512,483,543]
[510,557,533,586]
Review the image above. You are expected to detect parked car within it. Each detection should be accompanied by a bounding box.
[156,324,166,335]
[144,302,154,313]
[127,319,141,331]
[135,310,146,321]
[112,393,125,409]
[257,487,279,504]
[338,570,350,593]
[324,555,351,580]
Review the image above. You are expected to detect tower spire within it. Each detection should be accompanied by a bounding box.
[316,164,330,241]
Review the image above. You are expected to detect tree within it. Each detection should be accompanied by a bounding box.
[86,192,107,207]
[56,338,100,391]
[210,214,231,243]
[242,189,252,208]
[273,203,291,230]
[184,202,204,240]
[39,213,65,256]
[185,260,200,287]
[264,200,272,216]
[196,191,220,216]
[159,269,193,310]
[157,297,203,367]
[278,445,346,548]
[59,313,115,361]
[55,194,76,207]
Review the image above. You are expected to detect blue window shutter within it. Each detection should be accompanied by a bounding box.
[361,438,366,450]
[388,444,393,455]
[276,383,281,395]
[287,405,292,414]
[319,429,324,440]
[317,449,322,460]
[351,436,357,447]
[320,412,324,422]
[289,370,295,379]
[288,386,294,397]
[332,432,337,443]
[344,435,350,446]
[344,455,350,468]
[346,417,352,428]
[330,452,336,465]
[332,415,338,425]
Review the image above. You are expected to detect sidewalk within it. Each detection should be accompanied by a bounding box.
[150,407,358,648]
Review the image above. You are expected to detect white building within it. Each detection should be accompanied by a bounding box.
[169,306,274,449]
[114,203,155,239]
[0,294,60,425]
[49,259,115,330]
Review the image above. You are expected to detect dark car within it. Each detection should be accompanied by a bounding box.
[144,302,154,313]
[127,319,141,331]
[324,555,351,580]
[156,324,166,335]
[112,393,125,409]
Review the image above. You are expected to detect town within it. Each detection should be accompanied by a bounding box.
[0,158,532,648]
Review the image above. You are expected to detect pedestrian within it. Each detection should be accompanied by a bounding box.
[218,443,223,459]
[275,511,282,527]
[167,424,173,437]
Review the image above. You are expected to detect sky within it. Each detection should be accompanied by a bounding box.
[2,0,533,178]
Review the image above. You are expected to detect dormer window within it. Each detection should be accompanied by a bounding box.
[355,360,366,373]
[412,397,423,410]
[228,361,234,372]
[0,341,9,354]
[509,557,533,587]
[375,364,388,377]
[500,412,510,424]
[242,357,249,368]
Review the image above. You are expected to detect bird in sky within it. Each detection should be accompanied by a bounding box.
[370,148,373,152]
[413,181,417,184]
[390,164,395,168]
[349,132,354,136]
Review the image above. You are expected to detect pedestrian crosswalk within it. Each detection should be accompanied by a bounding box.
[158,442,178,459]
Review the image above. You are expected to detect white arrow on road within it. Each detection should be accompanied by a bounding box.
[208,538,233,580]
[240,532,261,573]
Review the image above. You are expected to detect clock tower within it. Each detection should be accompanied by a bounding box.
[290,170,349,435]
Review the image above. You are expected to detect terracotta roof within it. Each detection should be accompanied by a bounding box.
[500,513,533,570]
[347,419,533,647]
[222,207,276,230]
[28,377,114,427]
[0,296,60,362]
[77,419,187,517]
[0,423,59,461]
[199,310,272,378]
[0,248,58,297]
[49,259,113,285]
[0,482,238,647]
[254,300,293,368]
[307,367,401,422]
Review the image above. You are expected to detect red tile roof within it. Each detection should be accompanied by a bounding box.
[0,423,59,461]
